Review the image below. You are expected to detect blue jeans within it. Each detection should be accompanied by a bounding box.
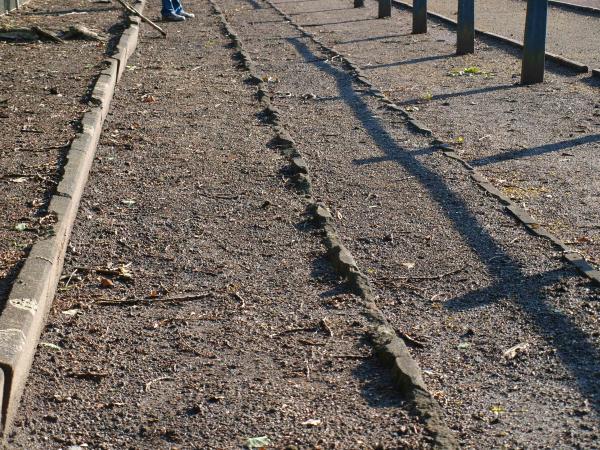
[162,0,183,15]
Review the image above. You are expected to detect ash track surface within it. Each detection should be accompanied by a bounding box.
[0,0,121,327]
[222,0,600,447]
[282,0,600,274]
[9,0,426,448]
[427,0,600,69]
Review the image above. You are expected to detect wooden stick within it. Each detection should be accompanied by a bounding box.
[95,292,212,306]
[115,0,167,37]
[31,26,65,44]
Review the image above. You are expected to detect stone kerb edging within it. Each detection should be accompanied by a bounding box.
[266,0,600,287]
[0,0,146,434]
[547,0,600,15]
[388,0,590,75]
[207,0,459,447]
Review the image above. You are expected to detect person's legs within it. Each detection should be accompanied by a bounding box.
[162,0,185,19]
[171,0,183,14]
[161,0,175,16]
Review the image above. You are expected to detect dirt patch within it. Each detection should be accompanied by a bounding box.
[0,0,124,311]
[218,0,600,447]
[8,0,429,448]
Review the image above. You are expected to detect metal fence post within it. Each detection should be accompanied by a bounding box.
[354,0,364,8]
[521,0,548,84]
[413,0,427,33]
[457,0,474,54]
[378,0,391,17]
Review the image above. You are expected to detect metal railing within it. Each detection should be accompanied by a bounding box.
[368,0,551,84]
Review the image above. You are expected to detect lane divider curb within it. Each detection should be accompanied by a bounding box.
[0,0,146,434]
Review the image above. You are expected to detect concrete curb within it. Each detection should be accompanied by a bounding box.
[547,0,600,15]
[267,0,600,286]
[389,0,590,74]
[0,0,146,434]
[208,0,459,447]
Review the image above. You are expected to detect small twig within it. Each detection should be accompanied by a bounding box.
[298,338,326,346]
[95,292,212,306]
[397,330,426,348]
[320,318,334,337]
[31,26,64,44]
[178,340,213,357]
[269,326,317,338]
[115,0,167,37]
[231,291,246,307]
[391,265,467,282]
[63,269,79,288]
[145,376,173,392]
[199,191,240,201]
[331,354,371,360]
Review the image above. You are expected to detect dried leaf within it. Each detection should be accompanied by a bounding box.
[100,277,114,288]
[14,223,28,232]
[490,405,505,414]
[141,94,156,103]
[503,342,529,360]
[246,436,271,448]
[401,262,415,270]
[41,342,62,351]
[301,418,322,427]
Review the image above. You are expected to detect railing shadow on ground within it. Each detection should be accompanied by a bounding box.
[469,134,600,167]
[285,35,600,414]
[274,0,325,3]
[335,32,412,45]
[289,6,354,15]
[244,0,263,9]
[393,83,518,105]
[361,53,455,70]
[302,17,378,27]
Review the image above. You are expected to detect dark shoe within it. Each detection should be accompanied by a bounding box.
[162,13,185,21]
[180,10,195,18]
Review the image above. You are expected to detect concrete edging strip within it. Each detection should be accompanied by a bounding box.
[207,0,459,447]
[547,0,600,15]
[0,0,146,433]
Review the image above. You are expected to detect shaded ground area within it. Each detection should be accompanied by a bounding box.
[427,0,600,69]
[283,0,600,271]
[0,0,123,315]
[8,0,427,448]
[221,0,600,447]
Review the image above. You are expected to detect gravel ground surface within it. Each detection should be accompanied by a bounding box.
[426,0,600,69]
[221,0,600,447]
[8,0,431,448]
[0,0,123,318]
[282,0,600,272]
